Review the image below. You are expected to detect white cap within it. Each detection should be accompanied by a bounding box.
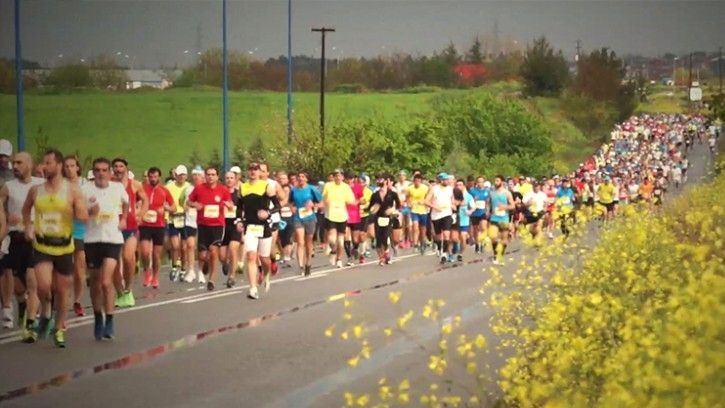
[87,170,95,180]
[483,181,491,188]
[230,165,242,174]
[175,164,188,175]
[129,170,135,180]
[0,139,12,156]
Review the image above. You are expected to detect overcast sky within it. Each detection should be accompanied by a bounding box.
[1,0,723,68]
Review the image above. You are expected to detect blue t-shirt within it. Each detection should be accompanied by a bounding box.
[556,187,575,209]
[458,192,474,227]
[290,185,321,222]
[469,187,490,217]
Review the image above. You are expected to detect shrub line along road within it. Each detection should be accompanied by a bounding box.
[0,143,715,408]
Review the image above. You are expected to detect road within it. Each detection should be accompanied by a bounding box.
[0,143,716,407]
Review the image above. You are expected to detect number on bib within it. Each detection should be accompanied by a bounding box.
[99,212,115,223]
[280,207,293,218]
[299,207,313,219]
[142,210,158,224]
[376,217,390,227]
[494,209,507,217]
[172,214,185,228]
[39,212,62,235]
[475,200,487,210]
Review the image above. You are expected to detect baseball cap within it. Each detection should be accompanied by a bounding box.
[230,165,242,174]
[87,170,95,180]
[191,166,204,175]
[0,139,12,156]
[483,181,491,188]
[332,168,343,175]
[437,172,449,180]
[398,170,407,176]
[175,165,188,175]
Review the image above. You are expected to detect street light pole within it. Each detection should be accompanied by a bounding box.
[287,0,293,143]
[222,0,229,171]
[311,27,335,145]
[14,0,25,151]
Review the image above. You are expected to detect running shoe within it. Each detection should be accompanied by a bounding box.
[222,263,229,276]
[207,281,215,291]
[226,278,236,288]
[447,254,455,263]
[37,317,51,340]
[359,255,365,264]
[457,254,463,262]
[346,260,353,267]
[263,273,271,293]
[336,260,343,268]
[94,315,104,341]
[142,269,152,287]
[53,329,66,348]
[304,265,311,277]
[169,267,179,282]
[329,254,337,266]
[440,255,447,265]
[271,260,279,276]
[103,319,114,340]
[73,302,85,317]
[183,269,197,283]
[247,286,259,300]
[151,277,160,289]
[197,272,207,284]
[2,307,14,329]
[21,326,37,344]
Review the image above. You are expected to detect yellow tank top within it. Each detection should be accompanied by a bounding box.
[33,180,75,255]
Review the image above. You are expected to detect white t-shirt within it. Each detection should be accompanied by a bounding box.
[429,185,453,221]
[82,182,129,244]
[523,191,547,213]
[6,177,45,232]
[184,186,198,229]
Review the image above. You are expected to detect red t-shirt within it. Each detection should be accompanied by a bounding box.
[188,183,231,227]
[140,183,174,228]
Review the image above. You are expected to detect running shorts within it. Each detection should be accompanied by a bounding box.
[411,213,429,225]
[293,218,317,236]
[198,225,225,250]
[85,243,122,269]
[139,226,165,246]
[432,216,453,234]
[32,250,74,276]
[326,220,347,234]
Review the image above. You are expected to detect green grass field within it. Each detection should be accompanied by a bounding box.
[0,89,436,172]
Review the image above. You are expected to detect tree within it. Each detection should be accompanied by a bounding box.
[441,42,461,67]
[46,64,92,89]
[466,36,484,64]
[519,36,570,96]
[89,54,127,89]
[574,47,637,120]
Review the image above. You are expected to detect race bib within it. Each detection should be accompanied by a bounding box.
[654,189,662,195]
[203,205,220,219]
[376,217,390,227]
[39,212,62,235]
[270,212,281,223]
[280,207,293,218]
[172,214,185,228]
[299,207,313,219]
[246,224,264,238]
[224,206,237,219]
[452,213,458,223]
[142,210,158,224]
[475,200,487,210]
[99,212,115,223]
[329,202,346,220]
[494,209,507,217]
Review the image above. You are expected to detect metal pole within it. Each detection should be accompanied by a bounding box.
[14,0,25,151]
[719,46,722,93]
[222,0,229,171]
[311,27,335,146]
[688,52,693,88]
[286,0,293,143]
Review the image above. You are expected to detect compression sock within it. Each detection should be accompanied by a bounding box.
[344,240,352,258]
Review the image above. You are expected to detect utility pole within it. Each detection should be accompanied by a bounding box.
[222,0,229,171]
[688,52,693,88]
[719,46,722,93]
[14,0,25,151]
[575,39,581,62]
[311,27,335,145]
[287,0,293,144]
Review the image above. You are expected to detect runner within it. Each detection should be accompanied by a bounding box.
[22,149,88,347]
[359,174,374,261]
[139,167,174,289]
[367,175,400,265]
[290,172,321,276]
[394,171,412,248]
[407,173,430,254]
[468,176,490,254]
[555,178,576,237]
[489,175,515,266]
[344,172,364,266]
[182,166,205,283]
[62,155,88,317]
[1,152,43,334]
[165,165,191,282]
[425,172,454,264]
[276,171,294,268]
[111,158,148,307]
[597,175,616,223]
[219,171,242,288]
[82,157,129,340]
[238,162,277,299]
[187,167,233,291]
[259,163,282,276]
[322,168,355,268]
[453,179,475,262]
[522,181,547,243]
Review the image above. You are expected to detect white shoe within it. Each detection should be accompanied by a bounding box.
[197,272,207,284]
[329,255,337,266]
[336,260,343,268]
[183,269,197,283]
[324,245,332,256]
[263,273,271,293]
[547,232,554,239]
[2,307,13,329]
[248,286,259,300]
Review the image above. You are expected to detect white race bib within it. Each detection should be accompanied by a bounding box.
[224,206,236,219]
[298,207,313,219]
[39,212,62,235]
[172,214,185,228]
[475,200,486,210]
[203,205,220,219]
[246,224,264,238]
[376,217,390,227]
[142,210,158,224]
[494,209,507,217]
[270,212,281,223]
[280,207,293,218]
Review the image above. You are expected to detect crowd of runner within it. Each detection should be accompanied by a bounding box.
[0,113,718,348]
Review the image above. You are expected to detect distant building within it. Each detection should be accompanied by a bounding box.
[125,70,173,90]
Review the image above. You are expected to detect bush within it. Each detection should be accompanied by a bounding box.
[492,173,725,407]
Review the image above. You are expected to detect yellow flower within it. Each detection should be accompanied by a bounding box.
[388,291,401,304]
[383,327,393,336]
[398,379,410,391]
[441,323,453,335]
[397,310,414,329]
[474,334,487,349]
[589,292,603,305]
[466,361,477,374]
[355,394,369,406]
[340,331,349,340]
[428,355,447,375]
[353,325,363,338]
[324,325,335,337]
[398,393,410,404]
[343,313,353,321]
[347,355,359,367]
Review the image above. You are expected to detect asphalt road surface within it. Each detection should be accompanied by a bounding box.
[0,143,716,407]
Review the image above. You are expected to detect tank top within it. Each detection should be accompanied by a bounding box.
[490,189,510,223]
[430,185,453,221]
[125,179,138,230]
[33,180,74,256]
[6,177,44,232]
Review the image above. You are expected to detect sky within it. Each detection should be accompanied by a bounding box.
[0,0,723,68]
